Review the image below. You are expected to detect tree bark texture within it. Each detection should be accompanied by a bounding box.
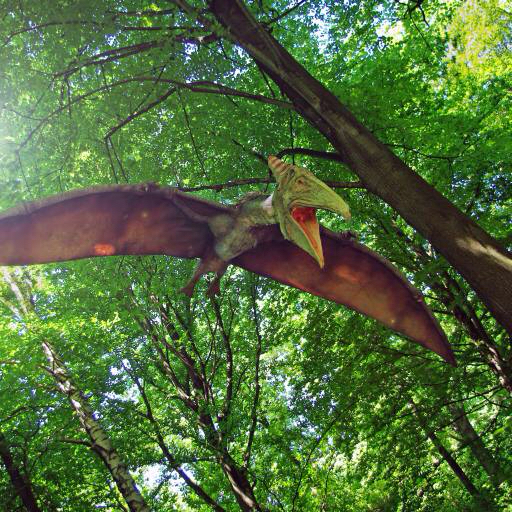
[41,341,150,512]
[449,404,508,488]
[0,431,42,512]
[208,0,512,336]
[426,270,512,393]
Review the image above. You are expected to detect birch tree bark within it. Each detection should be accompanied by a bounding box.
[40,340,150,512]
[0,269,150,512]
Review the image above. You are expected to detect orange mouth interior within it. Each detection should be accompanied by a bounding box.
[291,206,320,253]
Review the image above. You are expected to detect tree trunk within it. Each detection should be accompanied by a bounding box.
[430,273,512,394]
[425,429,480,498]
[409,401,492,508]
[0,431,42,512]
[449,296,512,394]
[449,404,508,488]
[219,454,261,512]
[207,0,512,336]
[144,312,262,510]
[41,340,150,512]
[1,269,150,512]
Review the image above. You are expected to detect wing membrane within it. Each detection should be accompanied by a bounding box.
[234,228,455,365]
[0,185,230,265]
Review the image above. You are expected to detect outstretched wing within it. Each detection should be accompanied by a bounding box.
[0,185,231,265]
[234,227,455,365]
[0,186,454,364]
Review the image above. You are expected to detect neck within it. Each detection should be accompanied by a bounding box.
[237,193,276,225]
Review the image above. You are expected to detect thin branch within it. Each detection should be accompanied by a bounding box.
[108,9,176,18]
[3,20,101,46]
[177,90,208,179]
[210,298,233,427]
[276,147,347,164]
[124,362,226,511]
[244,281,263,468]
[57,437,92,447]
[18,76,292,151]
[291,409,346,512]
[54,40,165,78]
[174,176,363,192]
[386,142,459,162]
[266,0,309,25]
[168,79,294,109]
[108,138,129,182]
[104,138,120,183]
[104,87,176,139]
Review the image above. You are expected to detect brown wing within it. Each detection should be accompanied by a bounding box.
[0,184,231,265]
[234,227,455,365]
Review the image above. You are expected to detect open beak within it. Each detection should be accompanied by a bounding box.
[291,206,324,267]
[289,183,351,268]
[310,181,351,221]
[268,155,351,268]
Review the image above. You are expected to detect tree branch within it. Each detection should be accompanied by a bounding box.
[174,176,364,192]
[104,87,176,139]
[276,147,347,163]
[244,281,263,468]
[210,298,233,430]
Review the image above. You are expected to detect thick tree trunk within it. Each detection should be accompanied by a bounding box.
[41,341,150,512]
[0,431,42,512]
[449,404,508,487]
[208,0,512,336]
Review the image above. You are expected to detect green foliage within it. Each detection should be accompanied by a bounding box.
[0,1,511,510]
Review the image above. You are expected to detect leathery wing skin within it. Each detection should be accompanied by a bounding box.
[235,227,456,366]
[0,184,230,265]
[0,184,455,365]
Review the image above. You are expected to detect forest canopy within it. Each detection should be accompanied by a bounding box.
[0,1,511,510]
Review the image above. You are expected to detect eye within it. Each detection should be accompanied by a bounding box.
[295,177,308,190]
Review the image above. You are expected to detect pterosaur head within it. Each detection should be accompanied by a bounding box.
[268,155,351,268]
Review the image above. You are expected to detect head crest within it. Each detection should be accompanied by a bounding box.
[267,155,291,181]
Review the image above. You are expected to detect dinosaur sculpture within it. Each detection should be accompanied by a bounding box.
[0,156,455,365]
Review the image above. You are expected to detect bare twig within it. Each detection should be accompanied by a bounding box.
[244,281,263,468]
[178,90,208,179]
[174,176,363,192]
[210,298,233,428]
[104,87,176,139]
[266,0,309,25]
[276,146,347,164]
[18,76,290,151]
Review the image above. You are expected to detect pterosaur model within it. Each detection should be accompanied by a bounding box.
[0,156,455,365]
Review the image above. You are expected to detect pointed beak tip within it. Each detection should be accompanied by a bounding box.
[314,251,325,269]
